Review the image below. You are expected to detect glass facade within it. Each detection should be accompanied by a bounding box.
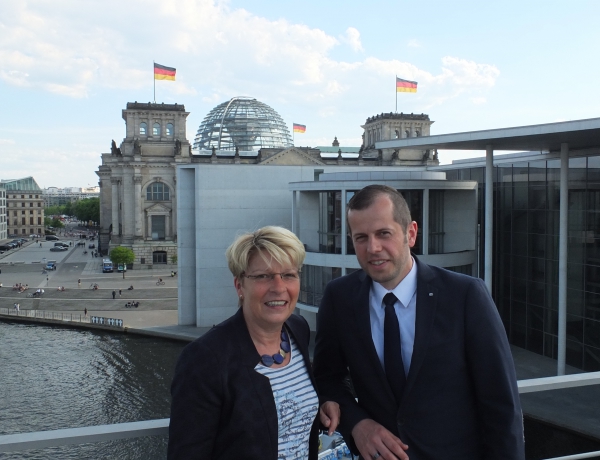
[318,189,425,255]
[299,265,342,307]
[447,154,600,371]
[193,97,293,151]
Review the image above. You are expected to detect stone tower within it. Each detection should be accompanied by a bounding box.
[361,112,439,166]
[96,102,191,266]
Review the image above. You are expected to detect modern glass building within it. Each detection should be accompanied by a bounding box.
[290,170,479,313]
[378,118,600,373]
[193,97,293,152]
[443,153,600,371]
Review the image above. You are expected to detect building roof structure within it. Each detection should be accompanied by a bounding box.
[376,117,600,153]
[1,177,42,191]
[193,97,293,152]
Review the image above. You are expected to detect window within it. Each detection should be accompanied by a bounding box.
[29,217,33,225]
[405,130,410,138]
[415,129,421,137]
[29,202,33,207]
[38,203,41,207]
[21,210,25,215]
[21,217,25,225]
[146,182,170,201]
[153,123,161,136]
[21,203,25,207]
[151,216,166,240]
[153,251,167,264]
[29,210,33,214]
[166,123,174,136]
[140,122,147,135]
[38,217,41,225]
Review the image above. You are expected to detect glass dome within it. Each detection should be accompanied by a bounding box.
[193,97,293,151]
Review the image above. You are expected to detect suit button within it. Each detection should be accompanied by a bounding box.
[397,418,405,427]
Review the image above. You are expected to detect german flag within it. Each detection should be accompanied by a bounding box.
[396,77,417,93]
[154,63,176,81]
[293,123,306,133]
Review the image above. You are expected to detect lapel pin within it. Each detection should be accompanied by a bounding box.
[429,293,433,296]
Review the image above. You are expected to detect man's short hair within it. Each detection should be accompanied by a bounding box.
[347,185,412,233]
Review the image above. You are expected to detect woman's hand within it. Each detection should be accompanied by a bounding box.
[319,401,341,435]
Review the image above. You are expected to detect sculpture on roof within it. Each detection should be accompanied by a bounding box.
[111,140,122,156]
[133,138,141,156]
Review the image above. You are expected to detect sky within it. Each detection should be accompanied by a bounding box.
[1,0,599,188]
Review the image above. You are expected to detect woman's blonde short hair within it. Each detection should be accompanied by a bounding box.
[226,226,305,278]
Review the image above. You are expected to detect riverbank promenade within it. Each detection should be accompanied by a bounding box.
[2,238,600,452]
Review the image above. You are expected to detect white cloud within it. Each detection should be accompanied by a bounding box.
[0,0,499,115]
[407,39,420,48]
[341,27,364,52]
[471,97,487,104]
[0,138,15,145]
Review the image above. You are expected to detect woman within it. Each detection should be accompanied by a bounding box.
[168,226,339,460]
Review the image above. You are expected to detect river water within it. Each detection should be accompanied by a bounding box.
[0,320,186,459]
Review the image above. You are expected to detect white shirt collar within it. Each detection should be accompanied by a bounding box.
[371,257,418,309]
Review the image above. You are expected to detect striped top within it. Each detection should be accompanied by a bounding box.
[255,332,319,460]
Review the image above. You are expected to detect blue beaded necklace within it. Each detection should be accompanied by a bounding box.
[260,328,291,367]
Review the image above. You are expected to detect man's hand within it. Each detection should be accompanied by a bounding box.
[351,419,409,460]
[319,401,341,435]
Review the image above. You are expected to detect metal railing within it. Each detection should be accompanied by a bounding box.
[0,308,91,323]
[1,372,600,458]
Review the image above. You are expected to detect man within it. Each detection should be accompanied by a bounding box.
[313,185,524,460]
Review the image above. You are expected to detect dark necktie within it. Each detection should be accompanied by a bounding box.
[383,292,406,404]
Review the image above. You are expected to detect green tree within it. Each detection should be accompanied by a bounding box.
[63,201,74,217]
[109,246,135,279]
[45,205,65,217]
[51,218,65,229]
[73,198,100,225]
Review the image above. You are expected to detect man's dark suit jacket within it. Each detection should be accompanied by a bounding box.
[168,308,320,460]
[313,256,525,460]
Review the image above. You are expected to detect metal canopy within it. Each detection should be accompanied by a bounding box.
[376,117,600,151]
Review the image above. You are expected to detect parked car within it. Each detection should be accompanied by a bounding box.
[45,235,59,241]
[88,243,95,249]
[50,246,68,252]
[54,242,69,248]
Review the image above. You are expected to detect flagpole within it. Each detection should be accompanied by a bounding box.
[395,75,397,113]
[153,61,156,103]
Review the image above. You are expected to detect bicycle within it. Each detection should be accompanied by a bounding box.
[156,280,165,286]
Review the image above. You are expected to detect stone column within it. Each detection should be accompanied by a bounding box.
[122,173,134,243]
[110,177,120,237]
[134,176,142,239]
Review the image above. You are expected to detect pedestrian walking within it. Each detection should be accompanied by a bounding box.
[119,289,122,297]
[84,308,87,317]
[78,278,81,287]
[112,290,116,299]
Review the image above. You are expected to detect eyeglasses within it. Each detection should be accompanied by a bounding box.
[242,272,300,284]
